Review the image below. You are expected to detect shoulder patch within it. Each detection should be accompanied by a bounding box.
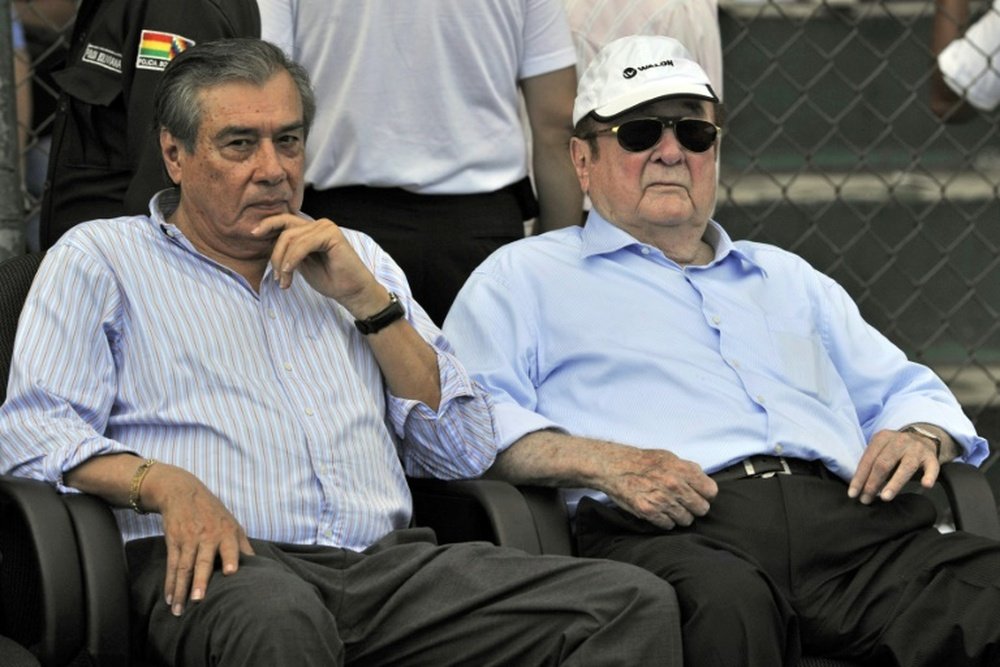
[136,30,196,72]
[81,43,123,74]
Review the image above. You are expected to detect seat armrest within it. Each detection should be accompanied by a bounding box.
[517,486,574,556]
[938,461,1000,540]
[0,634,40,667]
[408,478,545,554]
[63,494,131,667]
[0,475,85,667]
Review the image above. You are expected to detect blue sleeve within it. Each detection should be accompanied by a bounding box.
[815,271,989,465]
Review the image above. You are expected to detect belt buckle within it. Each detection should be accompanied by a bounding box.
[743,456,791,479]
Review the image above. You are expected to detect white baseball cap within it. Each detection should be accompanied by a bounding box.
[573,36,720,126]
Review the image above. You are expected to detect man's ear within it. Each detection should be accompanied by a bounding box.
[160,129,183,186]
[569,137,592,194]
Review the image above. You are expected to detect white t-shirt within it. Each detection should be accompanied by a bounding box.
[260,0,576,194]
[939,0,1000,112]
[562,0,723,100]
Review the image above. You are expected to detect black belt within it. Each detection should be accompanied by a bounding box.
[710,456,829,482]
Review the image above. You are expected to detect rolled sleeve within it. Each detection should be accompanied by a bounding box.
[389,345,501,479]
[870,400,989,466]
[0,245,132,489]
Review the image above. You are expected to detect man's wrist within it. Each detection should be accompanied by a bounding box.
[129,458,157,514]
[354,292,405,335]
[901,424,943,459]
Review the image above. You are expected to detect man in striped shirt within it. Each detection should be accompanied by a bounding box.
[0,38,681,666]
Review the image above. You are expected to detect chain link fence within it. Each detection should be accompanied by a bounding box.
[2,0,999,449]
[717,0,1000,458]
[3,0,75,256]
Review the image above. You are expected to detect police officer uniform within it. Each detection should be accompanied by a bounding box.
[39,0,260,249]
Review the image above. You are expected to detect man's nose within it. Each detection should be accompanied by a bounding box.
[652,125,685,163]
[254,141,286,184]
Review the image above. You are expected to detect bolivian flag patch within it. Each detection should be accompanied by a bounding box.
[136,30,195,72]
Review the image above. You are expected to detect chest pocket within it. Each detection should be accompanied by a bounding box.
[766,313,833,402]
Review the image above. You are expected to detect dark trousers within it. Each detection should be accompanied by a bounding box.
[576,474,1000,667]
[302,181,535,326]
[127,528,682,666]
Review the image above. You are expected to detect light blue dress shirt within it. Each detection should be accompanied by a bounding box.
[0,191,499,551]
[444,211,988,510]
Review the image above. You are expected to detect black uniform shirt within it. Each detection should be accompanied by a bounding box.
[39,0,260,248]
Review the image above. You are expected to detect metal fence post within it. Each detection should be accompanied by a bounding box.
[0,0,25,260]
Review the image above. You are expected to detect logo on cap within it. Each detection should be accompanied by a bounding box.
[623,60,676,79]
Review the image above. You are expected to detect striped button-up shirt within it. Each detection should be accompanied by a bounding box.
[0,192,498,551]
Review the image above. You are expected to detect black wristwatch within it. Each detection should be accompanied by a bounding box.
[354,292,405,335]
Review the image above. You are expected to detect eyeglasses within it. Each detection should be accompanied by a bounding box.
[590,117,721,153]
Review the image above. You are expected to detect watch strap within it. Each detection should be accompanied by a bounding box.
[354,292,405,335]
[901,424,942,458]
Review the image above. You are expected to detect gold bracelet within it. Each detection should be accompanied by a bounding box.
[129,459,157,515]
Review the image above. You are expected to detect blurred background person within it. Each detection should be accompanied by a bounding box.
[13,0,77,250]
[563,0,722,99]
[260,0,581,325]
[10,7,31,179]
[931,0,1000,120]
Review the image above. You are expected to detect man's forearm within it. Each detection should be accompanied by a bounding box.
[523,66,583,233]
[363,316,442,410]
[488,430,629,489]
[63,452,149,509]
[532,145,584,233]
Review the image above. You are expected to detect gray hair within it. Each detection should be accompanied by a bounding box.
[153,38,316,152]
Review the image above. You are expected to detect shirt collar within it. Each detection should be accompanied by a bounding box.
[579,209,765,275]
[149,188,182,233]
[148,189,206,257]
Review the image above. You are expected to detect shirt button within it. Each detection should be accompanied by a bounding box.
[712,315,721,325]
[774,443,784,455]
[283,362,293,372]
[304,407,315,416]
[756,395,766,404]
[641,247,651,255]
[730,359,741,368]
[323,530,333,539]
[267,309,277,320]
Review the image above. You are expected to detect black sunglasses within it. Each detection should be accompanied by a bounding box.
[590,117,721,153]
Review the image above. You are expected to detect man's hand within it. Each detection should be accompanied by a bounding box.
[604,448,718,530]
[141,464,255,616]
[491,434,718,531]
[849,428,942,504]
[252,213,387,318]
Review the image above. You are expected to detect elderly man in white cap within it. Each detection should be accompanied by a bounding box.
[444,35,1000,666]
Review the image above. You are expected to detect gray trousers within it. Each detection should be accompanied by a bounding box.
[126,528,682,666]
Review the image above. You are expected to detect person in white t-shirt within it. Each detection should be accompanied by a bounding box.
[562,0,723,100]
[931,0,1000,120]
[259,0,582,325]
